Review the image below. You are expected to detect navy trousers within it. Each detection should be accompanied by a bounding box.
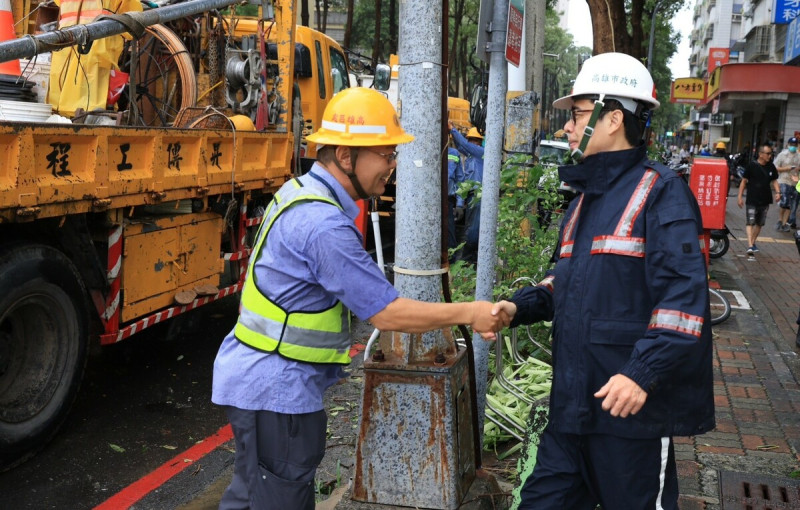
[518,425,678,510]
[219,407,327,510]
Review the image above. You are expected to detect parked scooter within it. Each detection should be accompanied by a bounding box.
[709,225,736,259]
[670,159,691,183]
[728,155,745,189]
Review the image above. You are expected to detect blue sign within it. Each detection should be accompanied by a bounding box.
[785,15,800,63]
[775,0,800,24]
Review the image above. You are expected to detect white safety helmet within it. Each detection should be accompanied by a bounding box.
[553,52,660,113]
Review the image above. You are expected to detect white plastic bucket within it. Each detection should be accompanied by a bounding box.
[0,99,52,122]
[19,56,51,103]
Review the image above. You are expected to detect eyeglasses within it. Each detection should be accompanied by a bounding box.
[363,148,398,163]
[569,108,594,124]
[760,150,773,155]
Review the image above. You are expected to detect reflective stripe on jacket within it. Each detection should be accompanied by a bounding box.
[234,176,352,364]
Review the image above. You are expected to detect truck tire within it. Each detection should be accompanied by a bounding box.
[0,244,89,472]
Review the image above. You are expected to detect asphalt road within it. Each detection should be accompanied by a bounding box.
[0,296,239,509]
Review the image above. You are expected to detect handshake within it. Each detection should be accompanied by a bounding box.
[470,300,518,341]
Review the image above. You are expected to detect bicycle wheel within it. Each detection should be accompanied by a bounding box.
[709,288,731,325]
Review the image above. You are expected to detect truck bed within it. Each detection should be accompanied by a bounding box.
[0,122,292,223]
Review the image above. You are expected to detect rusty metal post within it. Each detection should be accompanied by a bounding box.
[352,0,478,507]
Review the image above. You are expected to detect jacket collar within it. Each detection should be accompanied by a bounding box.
[558,144,648,196]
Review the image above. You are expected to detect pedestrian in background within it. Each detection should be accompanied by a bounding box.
[448,121,484,264]
[774,137,800,230]
[447,144,465,258]
[493,52,714,510]
[737,144,780,257]
[212,88,511,510]
[679,142,691,163]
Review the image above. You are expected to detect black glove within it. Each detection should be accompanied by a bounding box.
[453,206,465,223]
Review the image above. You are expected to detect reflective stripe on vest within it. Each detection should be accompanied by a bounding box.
[234,176,352,364]
[58,0,114,27]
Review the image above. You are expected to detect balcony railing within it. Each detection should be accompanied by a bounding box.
[743,25,771,61]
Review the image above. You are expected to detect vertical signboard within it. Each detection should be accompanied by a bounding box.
[708,47,730,74]
[785,16,800,64]
[505,0,524,67]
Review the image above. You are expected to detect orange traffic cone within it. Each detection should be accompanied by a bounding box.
[0,0,21,77]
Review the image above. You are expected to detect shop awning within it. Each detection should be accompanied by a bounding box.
[700,63,800,113]
[679,121,698,131]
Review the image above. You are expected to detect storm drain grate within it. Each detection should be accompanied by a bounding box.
[719,470,800,509]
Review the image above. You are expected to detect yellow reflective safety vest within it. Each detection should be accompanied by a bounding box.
[234,175,352,364]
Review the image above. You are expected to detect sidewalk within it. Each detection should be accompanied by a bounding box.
[676,193,800,509]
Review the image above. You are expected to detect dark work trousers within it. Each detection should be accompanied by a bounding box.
[448,195,457,254]
[219,406,327,510]
[518,425,678,510]
[459,197,480,264]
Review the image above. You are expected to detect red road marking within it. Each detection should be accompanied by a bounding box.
[93,424,234,510]
[95,344,363,509]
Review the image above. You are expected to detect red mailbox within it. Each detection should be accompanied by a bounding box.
[688,157,729,230]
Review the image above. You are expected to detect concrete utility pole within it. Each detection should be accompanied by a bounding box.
[353,0,480,508]
[526,0,546,96]
[472,0,508,443]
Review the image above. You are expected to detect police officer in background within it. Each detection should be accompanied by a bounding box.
[493,53,715,509]
[212,88,511,509]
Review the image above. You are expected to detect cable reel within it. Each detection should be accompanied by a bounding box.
[224,34,264,119]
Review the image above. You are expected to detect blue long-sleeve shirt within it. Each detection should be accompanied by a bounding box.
[448,147,465,207]
[212,165,398,414]
[450,128,484,186]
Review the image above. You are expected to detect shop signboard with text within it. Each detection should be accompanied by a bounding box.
[505,0,524,67]
[775,0,800,24]
[670,78,706,104]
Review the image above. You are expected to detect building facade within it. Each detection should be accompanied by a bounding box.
[685,0,800,154]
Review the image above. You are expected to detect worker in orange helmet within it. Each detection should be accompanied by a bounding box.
[212,87,511,509]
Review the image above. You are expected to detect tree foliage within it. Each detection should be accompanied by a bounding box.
[340,0,686,135]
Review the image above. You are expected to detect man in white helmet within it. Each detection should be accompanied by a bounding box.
[494,53,714,509]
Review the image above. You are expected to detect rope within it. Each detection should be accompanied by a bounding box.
[95,13,148,39]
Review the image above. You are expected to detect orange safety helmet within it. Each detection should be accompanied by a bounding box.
[306,87,414,147]
[715,141,726,150]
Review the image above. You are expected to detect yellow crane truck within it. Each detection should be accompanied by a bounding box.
[0,0,350,470]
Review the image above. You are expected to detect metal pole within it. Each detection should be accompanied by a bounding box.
[472,0,508,449]
[647,0,666,72]
[0,0,245,63]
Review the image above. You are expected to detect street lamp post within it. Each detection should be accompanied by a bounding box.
[648,0,667,72]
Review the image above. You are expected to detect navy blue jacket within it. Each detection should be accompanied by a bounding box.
[510,145,715,438]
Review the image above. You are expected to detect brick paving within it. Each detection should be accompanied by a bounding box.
[676,191,800,509]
